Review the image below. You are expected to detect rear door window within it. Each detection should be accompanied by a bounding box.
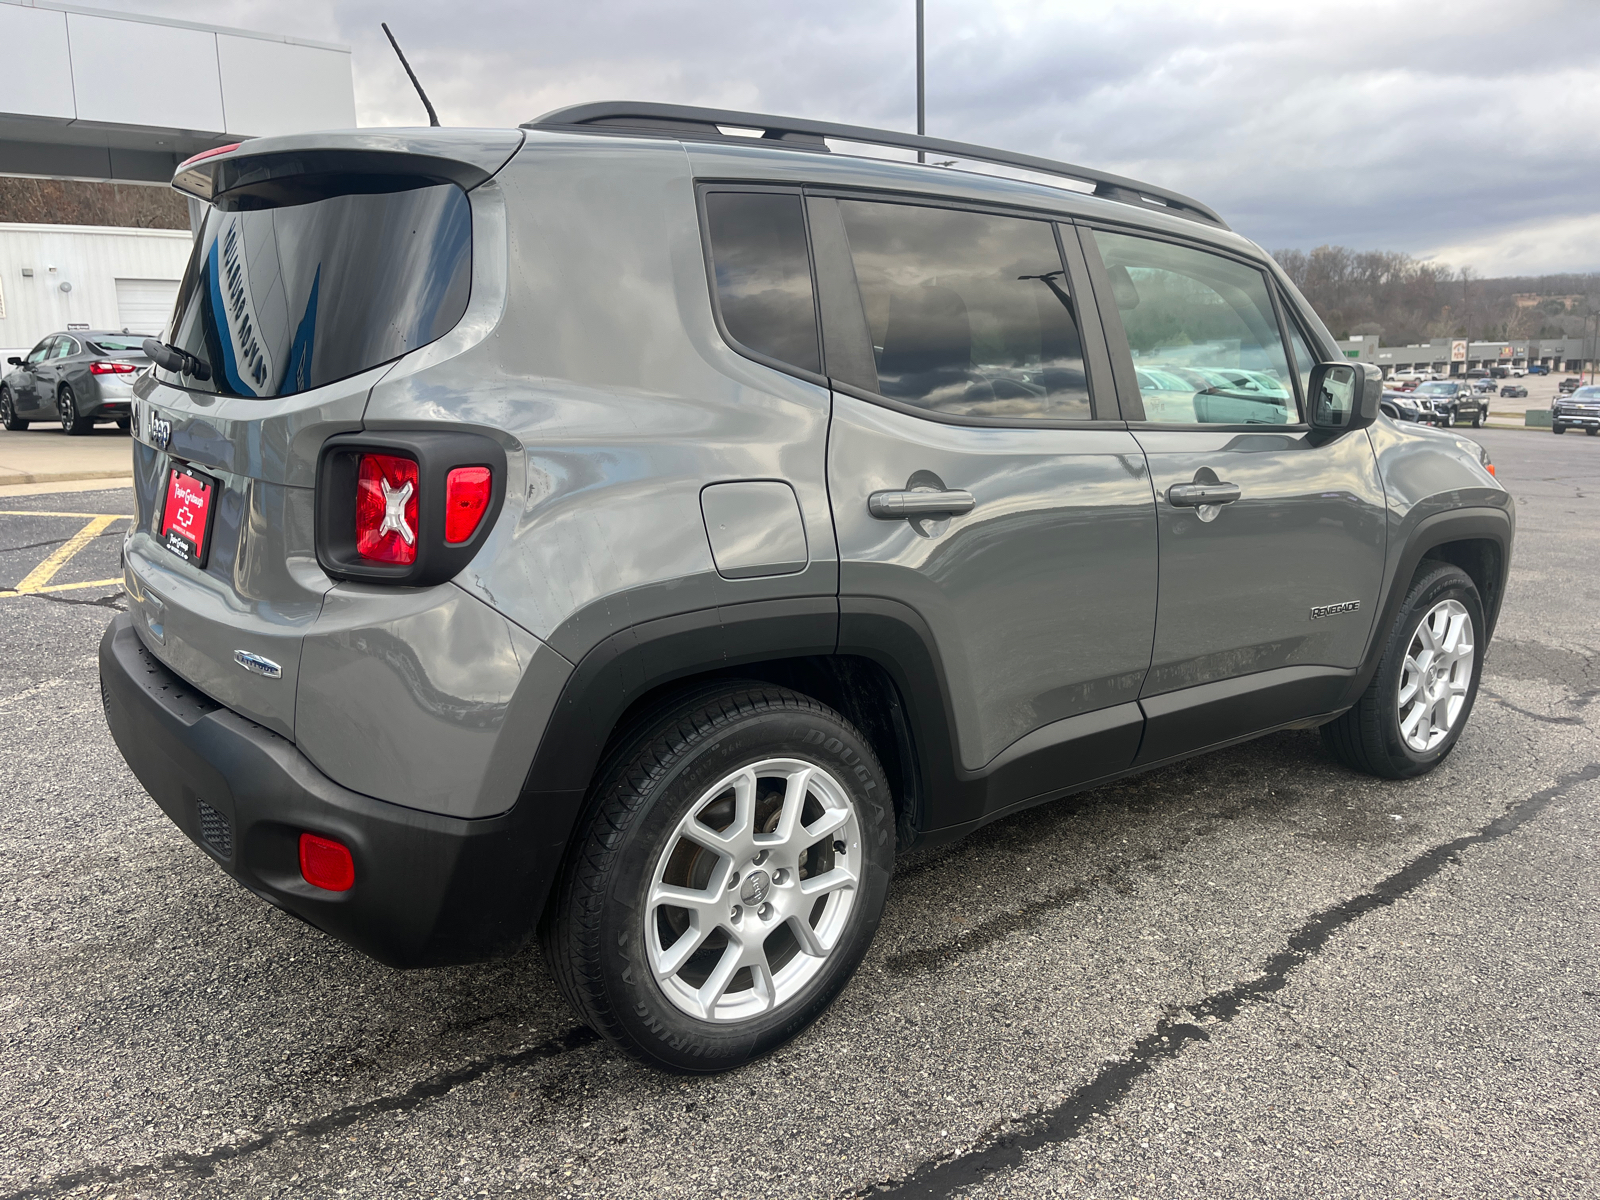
[1091,230,1297,425]
[836,200,1090,421]
[702,190,821,376]
[164,179,473,398]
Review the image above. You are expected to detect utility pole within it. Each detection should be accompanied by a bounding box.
[916,0,925,163]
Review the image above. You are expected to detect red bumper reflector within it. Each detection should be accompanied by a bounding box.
[299,832,355,892]
[444,465,492,544]
[355,453,419,564]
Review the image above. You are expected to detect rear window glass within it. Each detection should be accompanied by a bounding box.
[837,200,1090,421]
[164,180,472,398]
[703,191,820,375]
[88,337,146,352]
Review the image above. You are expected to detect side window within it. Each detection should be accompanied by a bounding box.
[836,200,1091,421]
[54,337,77,359]
[1092,230,1296,425]
[1283,308,1317,413]
[25,338,53,364]
[703,190,820,376]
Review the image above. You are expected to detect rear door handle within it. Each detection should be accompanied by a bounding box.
[868,488,976,519]
[1166,482,1241,508]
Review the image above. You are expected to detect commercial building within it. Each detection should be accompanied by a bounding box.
[1337,336,1595,376]
[1,0,356,360]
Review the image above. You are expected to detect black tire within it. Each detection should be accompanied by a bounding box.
[1322,563,1484,779]
[1588,428,1599,437]
[540,682,895,1072]
[57,386,92,435]
[1441,409,1455,428]
[1553,424,1566,434]
[0,386,26,432]
[1471,411,1483,428]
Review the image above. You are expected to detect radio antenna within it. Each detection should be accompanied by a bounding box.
[382,22,440,127]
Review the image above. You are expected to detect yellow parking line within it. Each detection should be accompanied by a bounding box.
[14,516,123,593]
[0,578,122,599]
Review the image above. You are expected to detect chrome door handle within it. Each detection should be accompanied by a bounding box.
[1166,482,1241,508]
[868,488,976,519]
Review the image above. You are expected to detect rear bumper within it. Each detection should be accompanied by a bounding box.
[98,613,564,967]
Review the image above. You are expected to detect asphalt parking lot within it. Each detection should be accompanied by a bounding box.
[1,428,1596,1199]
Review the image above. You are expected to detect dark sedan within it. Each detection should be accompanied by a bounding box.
[1500,384,1528,399]
[1379,390,1423,422]
[1,331,151,435]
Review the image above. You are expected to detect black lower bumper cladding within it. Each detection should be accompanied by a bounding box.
[98,614,556,968]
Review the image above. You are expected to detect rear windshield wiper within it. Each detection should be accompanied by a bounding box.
[142,338,212,383]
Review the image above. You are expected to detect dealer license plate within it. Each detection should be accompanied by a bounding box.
[160,464,217,567]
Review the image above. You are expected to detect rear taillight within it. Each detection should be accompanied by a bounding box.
[88,361,138,375]
[445,466,492,544]
[299,832,355,892]
[176,142,242,171]
[355,454,419,564]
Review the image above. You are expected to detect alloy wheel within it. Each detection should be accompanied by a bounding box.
[1397,598,1474,753]
[645,757,861,1023]
[58,390,77,432]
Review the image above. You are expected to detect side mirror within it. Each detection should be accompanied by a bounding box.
[5,357,19,366]
[1307,361,1381,434]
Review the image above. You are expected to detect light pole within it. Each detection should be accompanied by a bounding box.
[916,0,925,163]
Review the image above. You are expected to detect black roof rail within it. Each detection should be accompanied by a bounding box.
[524,101,1228,230]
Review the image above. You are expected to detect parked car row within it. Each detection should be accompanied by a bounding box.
[1,331,151,434]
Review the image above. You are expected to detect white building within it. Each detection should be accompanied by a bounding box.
[1,0,356,359]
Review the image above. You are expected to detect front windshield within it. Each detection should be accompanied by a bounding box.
[1571,386,1600,400]
[1415,382,1454,395]
[165,179,472,398]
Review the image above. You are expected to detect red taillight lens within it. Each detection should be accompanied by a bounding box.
[89,360,137,375]
[355,453,419,564]
[176,142,242,171]
[444,466,491,544]
[299,832,355,892]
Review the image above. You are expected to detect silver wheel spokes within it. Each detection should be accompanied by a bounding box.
[1398,598,1474,752]
[646,758,861,1024]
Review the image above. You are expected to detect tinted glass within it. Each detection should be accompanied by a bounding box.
[25,339,51,364]
[89,337,146,353]
[166,181,472,398]
[704,191,820,375]
[838,201,1090,421]
[1572,386,1600,399]
[1093,231,1295,425]
[52,337,75,359]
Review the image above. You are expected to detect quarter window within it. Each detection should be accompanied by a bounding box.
[1092,231,1296,425]
[837,200,1091,421]
[703,191,820,376]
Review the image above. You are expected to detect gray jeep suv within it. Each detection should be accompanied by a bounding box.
[99,105,1512,1072]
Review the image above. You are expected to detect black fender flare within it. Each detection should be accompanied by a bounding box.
[1338,504,1513,709]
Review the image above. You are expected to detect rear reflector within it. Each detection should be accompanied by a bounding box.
[176,142,242,171]
[355,453,419,564]
[89,361,138,375]
[299,832,355,892]
[444,466,492,544]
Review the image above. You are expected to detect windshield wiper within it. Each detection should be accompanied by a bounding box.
[142,338,212,383]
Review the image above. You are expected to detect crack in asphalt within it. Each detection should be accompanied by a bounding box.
[859,760,1600,1199]
[0,1026,600,1200]
[0,590,125,610]
[1483,690,1587,726]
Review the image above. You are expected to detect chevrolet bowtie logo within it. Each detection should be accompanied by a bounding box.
[378,477,415,545]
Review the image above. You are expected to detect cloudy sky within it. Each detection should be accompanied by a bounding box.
[91,0,1600,276]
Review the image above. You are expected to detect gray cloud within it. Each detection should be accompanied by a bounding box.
[94,0,1600,272]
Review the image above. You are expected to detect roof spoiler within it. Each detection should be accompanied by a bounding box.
[171,129,525,202]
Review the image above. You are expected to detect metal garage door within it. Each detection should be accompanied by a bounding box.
[114,278,181,336]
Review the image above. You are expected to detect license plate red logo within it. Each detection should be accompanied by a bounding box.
[161,467,216,566]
